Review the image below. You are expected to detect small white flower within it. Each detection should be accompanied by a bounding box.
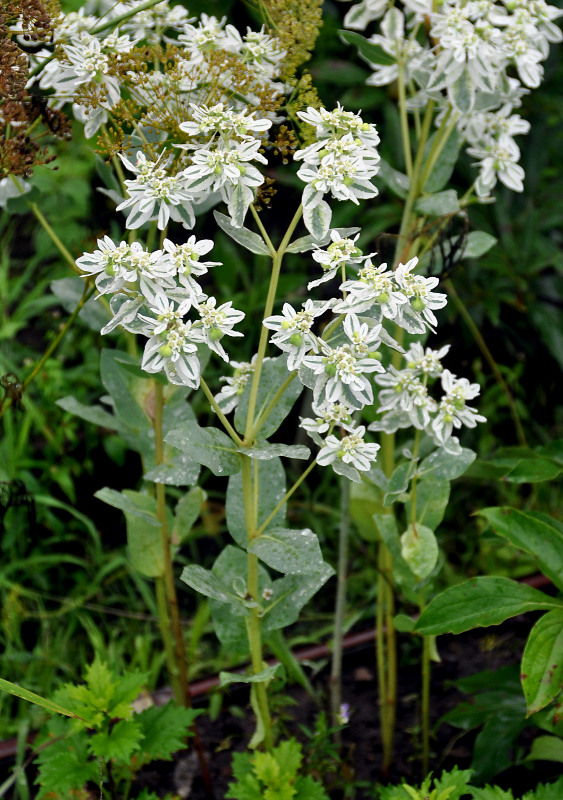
[394,258,447,329]
[162,236,219,299]
[214,356,262,414]
[117,152,196,230]
[432,369,486,443]
[196,297,245,362]
[179,103,272,141]
[335,260,406,321]
[404,343,450,377]
[317,424,380,479]
[376,367,438,430]
[264,300,330,371]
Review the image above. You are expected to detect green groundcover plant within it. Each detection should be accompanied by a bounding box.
[1,0,562,796]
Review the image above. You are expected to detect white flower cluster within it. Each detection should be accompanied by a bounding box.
[369,343,486,453]
[76,233,244,388]
[261,204,483,480]
[342,0,563,197]
[110,104,272,231]
[295,105,381,238]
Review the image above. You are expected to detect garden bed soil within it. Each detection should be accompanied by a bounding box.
[130,616,560,800]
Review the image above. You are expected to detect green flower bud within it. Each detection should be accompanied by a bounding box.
[407,360,416,369]
[411,297,426,312]
[354,138,362,146]
[444,413,453,423]
[238,165,246,175]
[368,350,382,360]
[159,344,173,358]
[394,384,403,393]
[337,449,346,459]
[209,327,224,341]
[361,123,371,132]
[318,148,330,159]
[281,320,292,330]
[213,164,223,174]
[288,333,303,346]
[352,247,363,257]
[104,263,115,276]
[343,175,355,187]
[377,291,389,304]
[454,399,465,411]
[325,363,337,377]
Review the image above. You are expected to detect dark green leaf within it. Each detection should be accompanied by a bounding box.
[477,507,563,591]
[234,358,303,439]
[172,487,205,545]
[521,610,563,715]
[415,577,563,636]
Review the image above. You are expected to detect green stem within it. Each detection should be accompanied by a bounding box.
[330,477,351,743]
[30,203,79,273]
[376,543,390,777]
[418,110,456,193]
[250,204,276,256]
[244,205,303,442]
[242,457,274,750]
[247,371,296,441]
[0,284,95,418]
[199,377,243,446]
[255,459,317,537]
[153,383,214,797]
[445,279,527,446]
[397,61,413,179]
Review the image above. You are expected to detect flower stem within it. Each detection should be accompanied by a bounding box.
[244,205,303,442]
[0,283,95,418]
[199,376,243,446]
[397,62,413,179]
[445,278,527,446]
[30,203,79,273]
[330,476,351,743]
[255,459,317,537]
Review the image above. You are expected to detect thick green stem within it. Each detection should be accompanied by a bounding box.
[445,279,527,446]
[242,457,274,750]
[330,477,351,742]
[153,383,214,797]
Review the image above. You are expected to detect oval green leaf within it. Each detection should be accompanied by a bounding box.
[415,577,563,636]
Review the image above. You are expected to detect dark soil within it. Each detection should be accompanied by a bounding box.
[130,616,561,800]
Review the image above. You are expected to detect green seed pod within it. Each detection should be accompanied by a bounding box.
[288,333,303,346]
[281,320,292,330]
[325,363,337,377]
[411,297,426,312]
[337,449,346,459]
[343,175,355,187]
[159,344,173,358]
[368,351,382,360]
[209,327,224,341]
[377,291,389,304]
